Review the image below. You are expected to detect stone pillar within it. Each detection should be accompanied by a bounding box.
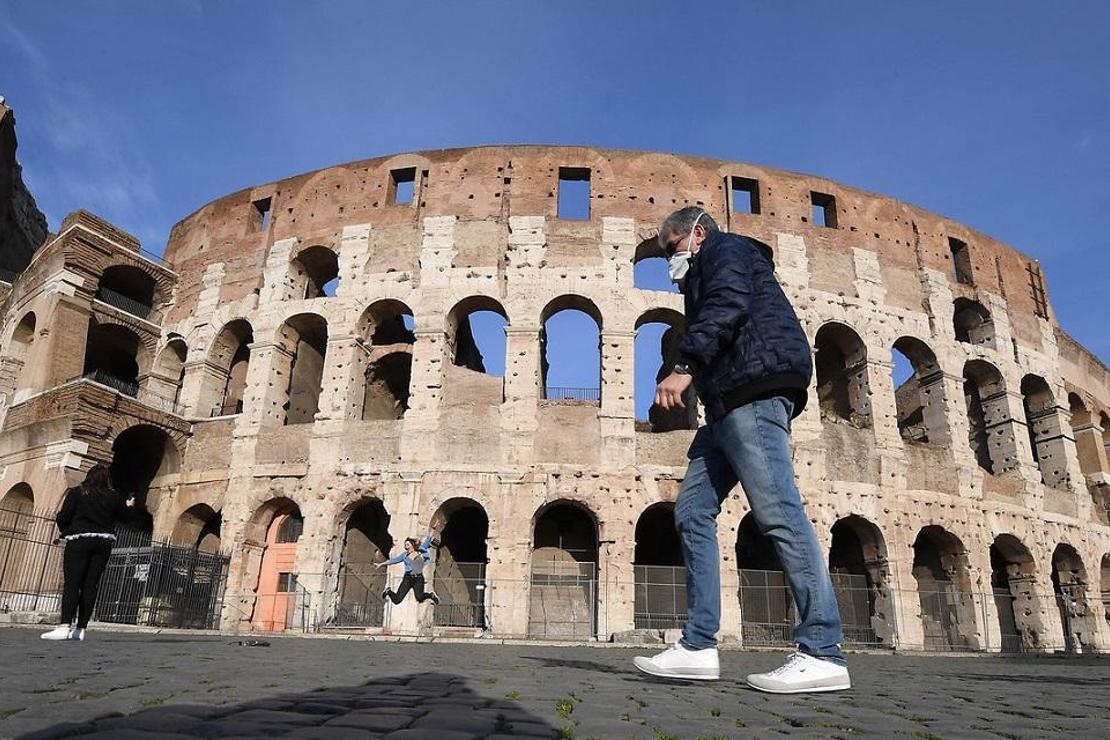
[315,333,363,422]
[500,326,541,465]
[338,224,371,292]
[382,481,434,636]
[1073,418,1109,480]
[600,330,635,469]
[240,339,294,431]
[598,528,636,639]
[717,506,743,645]
[399,329,447,464]
[864,349,902,449]
[259,238,298,305]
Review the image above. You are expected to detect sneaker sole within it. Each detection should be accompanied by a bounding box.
[634,661,719,682]
[745,680,851,694]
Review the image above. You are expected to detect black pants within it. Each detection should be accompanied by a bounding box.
[385,573,436,604]
[60,537,113,628]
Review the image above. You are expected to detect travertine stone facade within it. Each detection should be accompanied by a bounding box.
[1,145,1108,650]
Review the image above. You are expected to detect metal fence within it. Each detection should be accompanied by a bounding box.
[77,372,185,415]
[543,386,601,403]
[329,566,386,628]
[0,506,228,629]
[94,285,153,319]
[528,556,597,639]
[433,562,486,628]
[634,564,686,630]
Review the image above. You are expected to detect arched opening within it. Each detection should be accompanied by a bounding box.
[96,265,156,319]
[952,298,994,346]
[1068,394,1105,480]
[278,313,328,425]
[333,498,392,628]
[0,483,39,598]
[170,504,222,553]
[1021,375,1063,487]
[6,311,36,393]
[632,503,684,630]
[989,534,1043,653]
[251,501,304,632]
[632,237,677,293]
[529,502,598,638]
[912,525,976,650]
[891,337,945,444]
[111,424,179,533]
[359,301,414,420]
[736,512,792,646]
[151,338,187,409]
[1051,543,1092,653]
[814,322,871,427]
[204,320,254,417]
[431,498,489,628]
[83,320,141,395]
[291,245,340,298]
[829,516,894,647]
[540,296,601,404]
[444,297,508,407]
[963,360,1010,474]
[635,309,697,432]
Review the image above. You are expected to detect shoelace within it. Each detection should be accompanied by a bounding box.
[767,652,805,676]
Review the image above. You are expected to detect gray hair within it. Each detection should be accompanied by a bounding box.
[658,206,720,249]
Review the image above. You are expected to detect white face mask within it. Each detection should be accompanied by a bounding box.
[668,211,703,284]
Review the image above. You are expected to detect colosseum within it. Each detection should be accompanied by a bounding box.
[1,100,1108,652]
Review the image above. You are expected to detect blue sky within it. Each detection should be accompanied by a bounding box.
[2,2,1107,416]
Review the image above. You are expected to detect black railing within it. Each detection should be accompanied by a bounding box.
[78,371,185,415]
[210,399,244,417]
[543,386,601,403]
[0,507,229,630]
[94,286,153,319]
[136,246,172,270]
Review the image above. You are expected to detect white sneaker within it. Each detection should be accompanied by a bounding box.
[71,628,86,641]
[633,641,719,681]
[40,626,73,640]
[745,652,851,694]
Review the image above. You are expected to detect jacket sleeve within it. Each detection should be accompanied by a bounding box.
[55,487,79,530]
[418,535,433,561]
[679,241,753,371]
[384,553,406,566]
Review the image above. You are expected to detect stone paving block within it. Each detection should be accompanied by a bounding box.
[381,730,480,740]
[285,727,384,740]
[74,731,198,740]
[97,711,205,733]
[17,721,98,739]
[219,708,324,726]
[323,711,414,732]
[410,710,497,734]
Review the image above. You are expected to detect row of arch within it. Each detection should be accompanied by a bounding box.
[153,490,1110,648]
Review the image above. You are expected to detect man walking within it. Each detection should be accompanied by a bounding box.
[633,207,850,693]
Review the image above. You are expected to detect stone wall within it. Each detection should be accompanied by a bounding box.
[1,145,1108,651]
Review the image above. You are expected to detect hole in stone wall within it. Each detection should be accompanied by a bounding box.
[810,191,838,229]
[949,237,973,285]
[391,167,416,205]
[540,296,601,403]
[730,176,760,215]
[557,167,591,220]
[252,197,272,231]
[634,310,696,432]
[814,322,870,427]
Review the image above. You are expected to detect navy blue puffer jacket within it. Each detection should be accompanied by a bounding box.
[678,231,812,422]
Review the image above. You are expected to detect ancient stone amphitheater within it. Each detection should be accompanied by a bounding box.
[1,118,1107,650]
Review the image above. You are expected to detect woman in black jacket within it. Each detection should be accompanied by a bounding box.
[41,465,134,641]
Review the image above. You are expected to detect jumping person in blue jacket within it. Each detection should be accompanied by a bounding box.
[378,532,440,605]
[633,207,850,693]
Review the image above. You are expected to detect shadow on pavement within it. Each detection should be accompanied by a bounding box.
[19,671,559,740]
[519,654,641,678]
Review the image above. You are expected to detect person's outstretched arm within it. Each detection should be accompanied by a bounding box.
[378,552,406,568]
[418,535,434,561]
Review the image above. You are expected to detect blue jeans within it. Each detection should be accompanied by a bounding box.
[674,395,845,662]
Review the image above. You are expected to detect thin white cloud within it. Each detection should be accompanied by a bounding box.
[1,10,167,251]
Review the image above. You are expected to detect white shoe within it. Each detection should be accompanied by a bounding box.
[745,652,851,694]
[633,641,719,681]
[40,626,73,641]
[71,628,86,641]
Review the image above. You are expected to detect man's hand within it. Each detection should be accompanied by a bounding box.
[655,372,693,411]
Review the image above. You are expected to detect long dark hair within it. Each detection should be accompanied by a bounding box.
[81,464,113,493]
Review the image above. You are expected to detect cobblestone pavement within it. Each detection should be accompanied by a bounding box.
[1,627,1108,739]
